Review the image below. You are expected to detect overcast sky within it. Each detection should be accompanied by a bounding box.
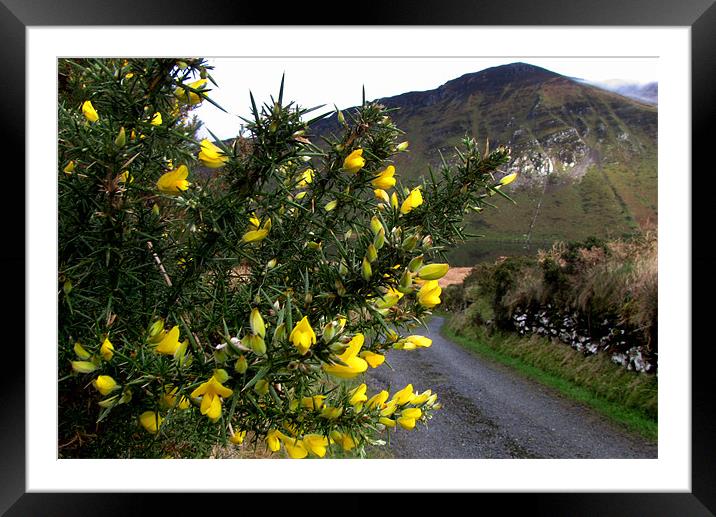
[194,57,658,140]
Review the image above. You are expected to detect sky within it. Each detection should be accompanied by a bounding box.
[193,57,658,140]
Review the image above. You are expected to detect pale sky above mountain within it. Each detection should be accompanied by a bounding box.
[194,57,658,140]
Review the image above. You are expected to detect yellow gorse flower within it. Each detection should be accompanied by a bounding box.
[371,165,396,190]
[322,333,368,378]
[100,337,114,361]
[349,383,368,407]
[242,217,271,243]
[302,434,329,457]
[400,186,423,214]
[151,112,163,126]
[366,390,389,410]
[93,375,120,396]
[82,100,99,123]
[278,432,308,459]
[118,171,133,184]
[320,406,343,419]
[329,430,356,451]
[297,168,314,188]
[250,308,266,338]
[343,149,365,173]
[395,335,433,350]
[63,161,76,174]
[359,350,385,368]
[411,389,433,405]
[157,165,191,195]
[499,172,518,186]
[391,384,415,405]
[175,78,207,105]
[242,228,268,243]
[266,429,281,452]
[230,429,247,444]
[190,370,234,421]
[162,386,191,410]
[139,411,163,434]
[289,316,316,355]
[301,395,326,410]
[417,280,442,308]
[198,139,229,169]
[154,325,182,355]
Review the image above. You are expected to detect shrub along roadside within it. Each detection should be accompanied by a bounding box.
[443,312,658,441]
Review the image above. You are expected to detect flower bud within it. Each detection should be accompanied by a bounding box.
[335,279,346,297]
[373,228,385,250]
[255,379,269,396]
[421,235,433,248]
[175,340,190,367]
[273,322,286,341]
[374,189,390,204]
[324,200,338,211]
[366,244,378,263]
[323,322,337,343]
[248,334,266,356]
[71,361,98,373]
[390,192,399,209]
[267,258,277,269]
[250,308,266,338]
[396,141,409,151]
[114,127,126,148]
[213,368,230,383]
[408,255,424,273]
[73,341,90,360]
[361,257,372,281]
[417,263,450,280]
[234,355,248,374]
[370,216,383,235]
[398,268,413,293]
[402,234,419,251]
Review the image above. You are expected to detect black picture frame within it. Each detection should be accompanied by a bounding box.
[3,0,713,514]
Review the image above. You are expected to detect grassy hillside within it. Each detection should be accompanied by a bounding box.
[313,63,657,261]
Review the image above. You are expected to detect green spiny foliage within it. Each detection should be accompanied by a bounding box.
[58,58,514,458]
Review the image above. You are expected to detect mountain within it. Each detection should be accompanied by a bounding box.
[313,63,658,265]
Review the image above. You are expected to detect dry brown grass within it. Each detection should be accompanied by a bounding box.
[439,267,473,287]
[209,432,283,459]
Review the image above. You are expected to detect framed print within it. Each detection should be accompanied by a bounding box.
[3,0,714,514]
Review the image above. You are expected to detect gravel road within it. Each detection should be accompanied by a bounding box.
[367,316,657,459]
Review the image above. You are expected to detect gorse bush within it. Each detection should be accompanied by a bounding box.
[58,58,515,458]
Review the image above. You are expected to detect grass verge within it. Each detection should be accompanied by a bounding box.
[441,315,658,442]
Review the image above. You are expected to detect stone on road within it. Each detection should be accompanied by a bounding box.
[367,316,657,459]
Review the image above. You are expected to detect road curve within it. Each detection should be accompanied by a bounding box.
[367,316,657,459]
